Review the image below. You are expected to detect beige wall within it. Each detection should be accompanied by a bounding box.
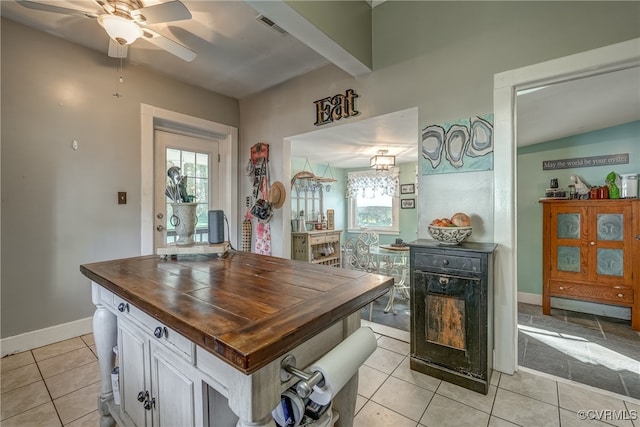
[239,1,640,259]
[1,19,239,338]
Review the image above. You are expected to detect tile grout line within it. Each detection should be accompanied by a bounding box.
[595,316,607,340]
[33,349,65,426]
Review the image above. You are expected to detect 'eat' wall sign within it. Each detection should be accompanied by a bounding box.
[314,89,359,126]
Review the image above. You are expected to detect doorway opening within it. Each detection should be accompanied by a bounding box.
[283,108,419,330]
[494,38,640,392]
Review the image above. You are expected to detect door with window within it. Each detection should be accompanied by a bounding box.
[154,130,219,251]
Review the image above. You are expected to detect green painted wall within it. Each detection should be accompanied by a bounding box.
[373,2,640,70]
[286,0,372,68]
[517,121,640,296]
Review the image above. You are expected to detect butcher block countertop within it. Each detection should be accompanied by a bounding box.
[80,251,392,374]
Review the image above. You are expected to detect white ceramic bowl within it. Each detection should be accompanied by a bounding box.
[427,225,472,245]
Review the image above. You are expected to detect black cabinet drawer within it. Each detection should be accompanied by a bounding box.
[414,252,482,273]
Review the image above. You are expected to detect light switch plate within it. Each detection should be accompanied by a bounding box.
[118,192,127,204]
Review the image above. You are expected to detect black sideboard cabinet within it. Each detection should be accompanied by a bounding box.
[408,240,497,394]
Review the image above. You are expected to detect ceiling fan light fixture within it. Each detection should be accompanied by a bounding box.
[370,150,396,171]
[98,14,142,45]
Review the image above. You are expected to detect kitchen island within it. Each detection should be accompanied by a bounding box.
[80,251,392,427]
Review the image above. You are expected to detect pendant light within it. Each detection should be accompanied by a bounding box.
[370,150,396,171]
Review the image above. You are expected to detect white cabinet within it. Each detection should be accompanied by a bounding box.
[151,346,196,427]
[116,303,199,426]
[119,321,147,426]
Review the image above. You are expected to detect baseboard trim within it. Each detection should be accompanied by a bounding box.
[517,292,542,305]
[1,317,93,357]
[517,292,630,320]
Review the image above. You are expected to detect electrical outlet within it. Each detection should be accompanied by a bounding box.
[118,192,127,204]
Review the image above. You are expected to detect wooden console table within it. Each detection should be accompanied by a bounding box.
[81,251,391,427]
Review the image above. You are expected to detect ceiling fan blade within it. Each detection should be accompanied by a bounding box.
[141,28,196,62]
[133,1,191,24]
[108,39,128,58]
[92,0,115,14]
[16,0,97,18]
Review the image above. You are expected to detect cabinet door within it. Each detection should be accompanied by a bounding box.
[150,343,196,427]
[550,205,587,280]
[119,321,150,427]
[588,204,634,286]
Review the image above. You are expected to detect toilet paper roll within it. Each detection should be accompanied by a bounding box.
[308,327,377,405]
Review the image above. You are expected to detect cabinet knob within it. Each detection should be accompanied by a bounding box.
[617,293,624,298]
[137,391,148,403]
[143,397,155,411]
[589,241,595,246]
[559,286,564,290]
[154,326,168,339]
[156,225,165,232]
[117,302,129,313]
[442,259,449,266]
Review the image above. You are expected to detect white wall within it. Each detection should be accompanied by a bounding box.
[1,19,239,340]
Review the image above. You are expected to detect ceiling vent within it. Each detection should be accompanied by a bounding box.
[256,14,287,35]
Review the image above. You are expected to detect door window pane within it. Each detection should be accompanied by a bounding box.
[166,148,209,243]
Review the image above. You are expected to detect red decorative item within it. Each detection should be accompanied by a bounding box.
[251,143,269,165]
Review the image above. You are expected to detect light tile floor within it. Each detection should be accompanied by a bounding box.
[2,325,640,427]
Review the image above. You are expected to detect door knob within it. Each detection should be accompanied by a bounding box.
[156,225,165,231]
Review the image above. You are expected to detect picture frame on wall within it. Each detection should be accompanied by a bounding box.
[401,199,415,209]
[400,183,415,194]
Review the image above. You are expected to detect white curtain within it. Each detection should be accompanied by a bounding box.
[346,169,399,198]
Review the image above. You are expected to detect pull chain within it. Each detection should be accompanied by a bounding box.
[113,56,124,98]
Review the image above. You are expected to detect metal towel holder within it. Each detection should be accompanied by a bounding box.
[280,354,325,398]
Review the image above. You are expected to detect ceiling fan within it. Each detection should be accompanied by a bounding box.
[17,0,197,61]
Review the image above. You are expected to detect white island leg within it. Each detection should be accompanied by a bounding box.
[92,283,118,427]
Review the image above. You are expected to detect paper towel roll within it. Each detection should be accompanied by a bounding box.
[308,327,377,405]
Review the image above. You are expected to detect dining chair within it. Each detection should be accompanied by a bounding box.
[343,231,384,321]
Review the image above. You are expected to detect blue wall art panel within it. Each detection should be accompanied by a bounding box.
[421,114,493,175]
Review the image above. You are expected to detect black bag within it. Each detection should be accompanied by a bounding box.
[250,199,273,222]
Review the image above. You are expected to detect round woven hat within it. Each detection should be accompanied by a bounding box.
[269,181,286,209]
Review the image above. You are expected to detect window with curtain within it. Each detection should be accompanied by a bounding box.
[346,169,400,233]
